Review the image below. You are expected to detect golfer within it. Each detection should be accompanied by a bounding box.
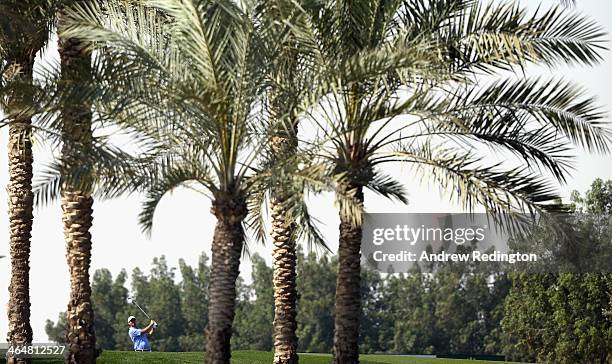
[127,315,157,352]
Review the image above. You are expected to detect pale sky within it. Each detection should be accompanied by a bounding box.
[1,0,612,342]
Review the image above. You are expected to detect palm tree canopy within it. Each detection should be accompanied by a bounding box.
[0,0,61,124]
[0,0,334,250]
[0,0,60,62]
[9,0,610,236]
[288,0,609,225]
[48,0,305,236]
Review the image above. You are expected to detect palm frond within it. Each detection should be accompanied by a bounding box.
[446,1,608,72]
[33,166,62,208]
[32,136,150,207]
[394,142,567,221]
[138,162,213,236]
[444,78,610,153]
[367,170,408,204]
[246,149,335,250]
[366,76,608,185]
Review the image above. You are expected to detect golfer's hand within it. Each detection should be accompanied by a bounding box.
[150,320,156,325]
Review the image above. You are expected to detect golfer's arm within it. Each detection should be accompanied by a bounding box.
[140,323,153,334]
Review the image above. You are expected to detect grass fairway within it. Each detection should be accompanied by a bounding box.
[2,350,522,363]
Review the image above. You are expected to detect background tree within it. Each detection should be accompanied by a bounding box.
[379,273,436,354]
[130,256,185,351]
[232,254,274,351]
[572,178,612,215]
[45,313,68,345]
[358,267,384,354]
[90,269,129,350]
[433,272,491,354]
[177,254,210,351]
[295,251,336,353]
[42,179,612,362]
[503,179,612,363]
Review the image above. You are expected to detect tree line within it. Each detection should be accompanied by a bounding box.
[2,0,610,363]
[46,252,512,355]
[44,253,610,363]
[46,179,612,363]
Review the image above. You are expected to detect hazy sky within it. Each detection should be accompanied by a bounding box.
[1,0,612,342]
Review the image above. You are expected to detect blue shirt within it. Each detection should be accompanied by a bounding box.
[128,327,151,351]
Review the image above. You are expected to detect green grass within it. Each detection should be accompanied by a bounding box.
[1,350,523,364]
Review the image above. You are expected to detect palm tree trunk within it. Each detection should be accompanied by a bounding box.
[332,183,364,364]
[270,123,299,363]
[206,196,247,364]
[269,47,300,361]
[62,192,96,364]
[6,57,35,364]
[271,188,299,364]
[58,14,97,364]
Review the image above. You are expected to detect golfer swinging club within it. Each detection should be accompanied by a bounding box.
[127,316,157,352]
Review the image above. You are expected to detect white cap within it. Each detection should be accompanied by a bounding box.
[127,315,136,323]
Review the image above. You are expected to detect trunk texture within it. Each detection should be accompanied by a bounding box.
[62,193,96,364]
[270,125,299,364]
[58,13,97,364]
[206,196,247,364]
[271,192,299,364]
[332,184,364,364]
[6,58,35,364]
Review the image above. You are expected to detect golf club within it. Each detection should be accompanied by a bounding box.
[127,295,158,327]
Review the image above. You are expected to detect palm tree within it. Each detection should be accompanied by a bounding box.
[258,2,320,362]
[268,45,302,364]
[0,2,57,362]
[290,1,610,362]
[57,1,97,361]
[57,0,290,362]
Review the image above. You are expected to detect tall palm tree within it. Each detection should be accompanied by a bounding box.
[258,2,321,362]
[291,0,610,362]
[57,1,97,362]
[268,46,301,364]
[0,2,57,363]
[57,1,292,362]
